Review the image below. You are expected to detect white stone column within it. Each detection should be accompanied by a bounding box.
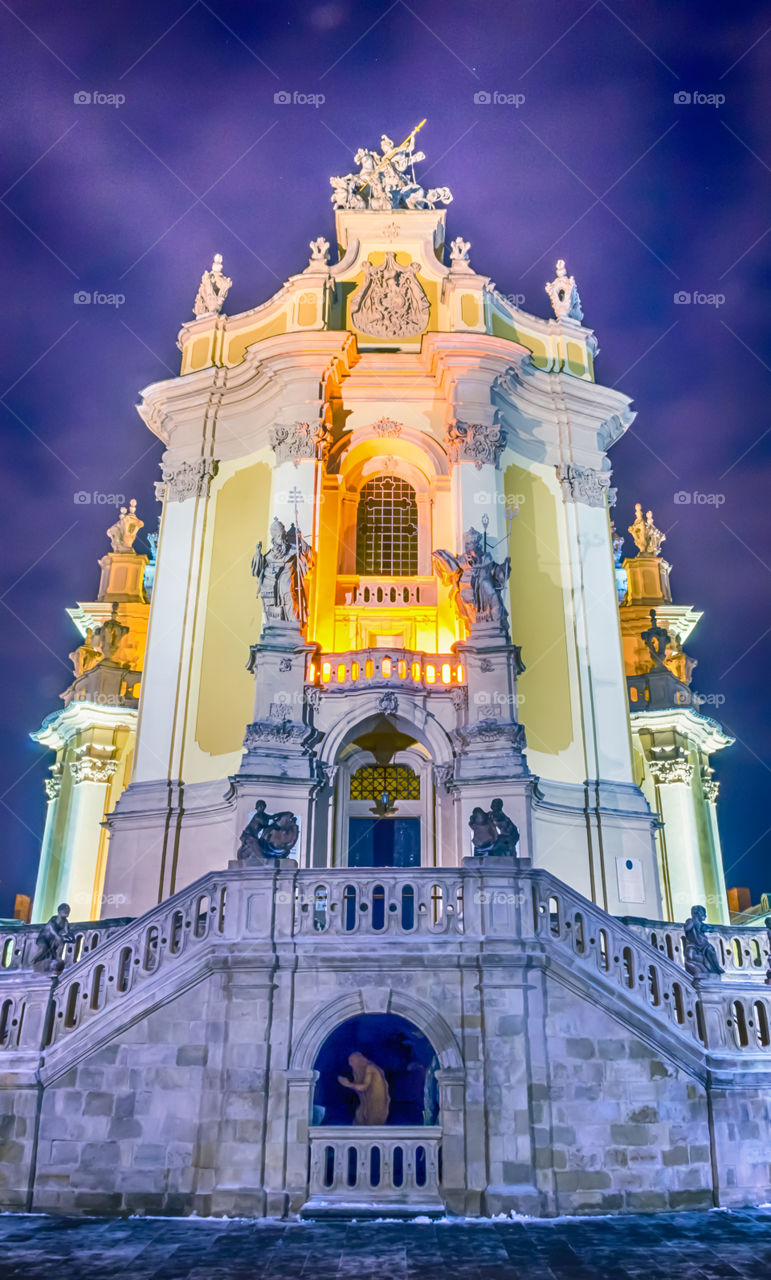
[60,758,116,917]
[32,782,62,922]
[132,467,215,783]
[557,469,633,785]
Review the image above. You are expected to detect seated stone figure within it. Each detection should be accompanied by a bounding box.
[31,904,74,973]
[337,1052,390,1126]
[683,905,724,978]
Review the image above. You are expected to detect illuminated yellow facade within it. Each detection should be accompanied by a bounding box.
[30,161,730,932]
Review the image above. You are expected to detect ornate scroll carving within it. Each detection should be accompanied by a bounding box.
[372,418,402,438]
[44,765,62,801]
[243,720,309,749]
[157,458,218,503]
[269,420,330,466]
[452,718,526,753]
[649,755,694,786]
[556,463,613,508]
[70,749,118,785]
[350,253,429,339]
[446,421,504,470]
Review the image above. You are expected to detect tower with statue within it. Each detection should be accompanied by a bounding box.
[1,131,770,1222]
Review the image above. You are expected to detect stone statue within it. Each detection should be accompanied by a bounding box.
[192,253,232,318]
[106,499,143,552]
[610,522,624,567]
[68,628,103,678]
[545,259,583,323]
[683,905,724,978]
[237,801,300,861]
[337,1052,390,1126]
[641,609,671,669]
[350,253,429,339]
[251,519,312,625]
[308,236,330,265]
[92,604,130,664]
[469,799,520,856]
[666,629,698,686]
[31,903,74,972]
[629,504,665,557]
[449,237,471,267]
[330,131,452,211]
[433,528,511,630]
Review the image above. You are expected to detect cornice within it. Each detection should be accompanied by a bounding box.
[31,702,138,752]
[630,707,734,753]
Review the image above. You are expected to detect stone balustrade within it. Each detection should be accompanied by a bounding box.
[36,882,227,1049]
[336,576,438,608]
[0,917,132,974]
[293,871,466,937]
[3,865,771,1063]
[306,1125,443,1214]
[307,649,465,691]
[622,917,771,978]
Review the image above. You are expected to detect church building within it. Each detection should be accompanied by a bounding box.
[0,133,769,1220]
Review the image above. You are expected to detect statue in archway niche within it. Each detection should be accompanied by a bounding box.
[433,527,511,631]
[337,1052,390,1125]
[251,519,312,626]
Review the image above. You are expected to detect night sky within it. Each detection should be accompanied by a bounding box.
[1,0,769,917]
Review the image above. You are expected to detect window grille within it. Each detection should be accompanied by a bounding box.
[356,475,418,576]
[350,764,420,801]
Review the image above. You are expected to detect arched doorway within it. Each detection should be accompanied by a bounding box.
[304,1012,445,1215]
[311,1013,440,1126]
[333,716,435,868]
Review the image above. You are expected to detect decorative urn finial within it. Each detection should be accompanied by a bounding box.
[193,253,232,318]
[545,258,583,323]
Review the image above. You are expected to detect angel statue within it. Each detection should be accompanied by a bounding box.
[433,527,511,631]
[251,518,312,626]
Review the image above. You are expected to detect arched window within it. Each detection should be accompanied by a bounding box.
[356,476,418,576]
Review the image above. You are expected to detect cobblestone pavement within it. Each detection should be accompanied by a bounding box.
[0,1209,770,1279]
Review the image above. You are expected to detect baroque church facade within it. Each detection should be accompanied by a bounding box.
[1,134,769,1220]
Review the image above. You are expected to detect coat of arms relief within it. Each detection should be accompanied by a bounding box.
[350,252,430,339]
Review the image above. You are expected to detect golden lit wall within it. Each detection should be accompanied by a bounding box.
[504,462,574,758]
[195,462,271,757]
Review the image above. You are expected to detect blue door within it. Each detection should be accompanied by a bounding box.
[348,818,421,867]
